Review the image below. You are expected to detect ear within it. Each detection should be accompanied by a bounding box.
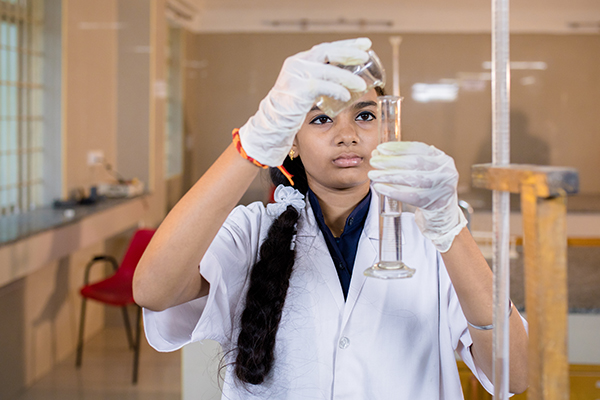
[290,140,299,158]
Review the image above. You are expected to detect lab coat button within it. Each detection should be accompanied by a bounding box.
[339,337,350,349]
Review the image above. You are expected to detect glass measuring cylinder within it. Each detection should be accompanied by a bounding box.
[364,96,415,279]
[316,50,386,118]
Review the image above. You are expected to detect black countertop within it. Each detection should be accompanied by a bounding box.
[0,195,146,248]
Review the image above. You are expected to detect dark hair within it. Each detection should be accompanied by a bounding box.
[234,85,385,385]
[233,156,307,385]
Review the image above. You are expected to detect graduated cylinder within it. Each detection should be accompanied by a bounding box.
[364,96,415,279]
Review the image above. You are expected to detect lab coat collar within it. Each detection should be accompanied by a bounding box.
[362,186,380,241]
[296,199,345,309]
[295,188,379,240]
[295,190,381,317]
[342,189,380,326]
[295,195,319,238]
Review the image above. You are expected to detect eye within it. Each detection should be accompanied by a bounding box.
[356,111,375,122]
[309,114,333,125]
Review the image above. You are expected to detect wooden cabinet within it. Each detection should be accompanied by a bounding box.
[458,361,600,399]
[569,364,600,400]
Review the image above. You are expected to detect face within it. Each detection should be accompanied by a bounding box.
[292,89,379,193]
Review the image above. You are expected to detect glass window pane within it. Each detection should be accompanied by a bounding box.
[0,0,45,213]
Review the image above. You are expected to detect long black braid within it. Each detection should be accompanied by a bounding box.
[233,155,308,385]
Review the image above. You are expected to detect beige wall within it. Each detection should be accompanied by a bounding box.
[64,1,119,194]
[183,33,600,207]
[117,0,151,190]
[0,0,168,398]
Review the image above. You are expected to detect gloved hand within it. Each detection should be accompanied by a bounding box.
[368,141,468,253]
[239,38,372,167]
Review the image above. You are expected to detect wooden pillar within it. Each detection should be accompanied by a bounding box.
[472,164,578,400]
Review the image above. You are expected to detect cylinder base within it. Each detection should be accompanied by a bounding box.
[364,261,416,279]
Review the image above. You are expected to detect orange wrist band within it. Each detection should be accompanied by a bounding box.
[232,128,294,186]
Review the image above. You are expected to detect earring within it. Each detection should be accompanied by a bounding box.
[289,149,295,160]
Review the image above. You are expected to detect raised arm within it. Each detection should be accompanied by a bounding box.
[134,38,373,311]
[369,141,528,393]
[441,227,528,393]
[133,145,260,311]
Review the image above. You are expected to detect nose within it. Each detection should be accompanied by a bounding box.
[334,118,359,146]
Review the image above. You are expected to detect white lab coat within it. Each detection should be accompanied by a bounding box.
[143,193,496,399]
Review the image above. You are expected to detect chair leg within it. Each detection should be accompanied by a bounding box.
[76,298,87,367]
[121,306,134,349]
[132,305,142,384]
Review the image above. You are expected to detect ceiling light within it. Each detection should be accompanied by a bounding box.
[263,18,393,30]
[482,61,547,70]
[412,83,459,103]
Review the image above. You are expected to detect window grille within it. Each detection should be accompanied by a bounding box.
[0,0,44,215]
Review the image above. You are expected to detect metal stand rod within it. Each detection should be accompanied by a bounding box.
[491,0,511,396]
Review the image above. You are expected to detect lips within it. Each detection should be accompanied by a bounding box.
[333,153,363,167]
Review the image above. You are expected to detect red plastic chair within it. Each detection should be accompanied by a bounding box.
[75,228,156,384]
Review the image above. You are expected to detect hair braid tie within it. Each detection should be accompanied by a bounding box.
[266,185,305,217]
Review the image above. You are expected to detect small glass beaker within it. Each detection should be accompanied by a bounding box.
[364,95,415,280]
[316,49,386,117]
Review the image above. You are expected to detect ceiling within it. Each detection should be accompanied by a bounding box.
[172,0,600,33]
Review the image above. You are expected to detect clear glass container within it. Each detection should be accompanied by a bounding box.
[364,96,415,279]
[316,50,386,117]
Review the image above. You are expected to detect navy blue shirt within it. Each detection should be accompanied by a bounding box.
[307,189,372,300]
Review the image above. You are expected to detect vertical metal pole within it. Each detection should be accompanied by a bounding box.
[492,0,511,397]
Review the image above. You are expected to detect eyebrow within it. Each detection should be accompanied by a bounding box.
[309,100,377,113]
[353,100,377,110]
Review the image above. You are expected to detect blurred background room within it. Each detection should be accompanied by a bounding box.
[1,0,599,399]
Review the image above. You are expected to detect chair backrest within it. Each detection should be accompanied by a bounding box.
[116,228,156,279]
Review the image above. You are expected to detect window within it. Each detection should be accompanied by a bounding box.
[0,0,44,215]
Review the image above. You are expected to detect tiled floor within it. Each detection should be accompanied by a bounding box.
[13,327,181,400]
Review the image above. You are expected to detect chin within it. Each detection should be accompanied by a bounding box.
[330,176,371,191]
[307,167,370,191]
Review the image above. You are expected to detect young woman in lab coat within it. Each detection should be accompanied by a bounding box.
[133,38,528,399]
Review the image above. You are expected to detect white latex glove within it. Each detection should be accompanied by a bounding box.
[239,38,372,167]
[368,141,468,253]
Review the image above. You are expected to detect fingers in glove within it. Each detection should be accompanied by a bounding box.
[304,38,372,64]
[375,141,442,157]
[310,80,352,102]
[304,62,368,92]
[369,165,455,190]
[372,183,437,208]
[372,182,455,210]
[368,169,438,188]
[370,153,451,173]
[327,37,373,50]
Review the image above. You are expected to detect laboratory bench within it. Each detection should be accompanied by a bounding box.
[0,195,146,247]
[457,192,600,398]
[0,194,154,289]
[457,244,600,398]
[458,361,600,399]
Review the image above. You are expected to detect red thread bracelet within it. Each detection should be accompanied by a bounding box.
[232,129,294,186]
